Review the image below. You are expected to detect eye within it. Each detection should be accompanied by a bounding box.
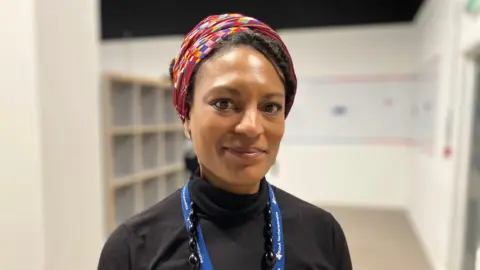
[212,99,234,111]
[262,103,282,115]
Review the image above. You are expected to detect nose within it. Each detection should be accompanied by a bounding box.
[235,106,264,138]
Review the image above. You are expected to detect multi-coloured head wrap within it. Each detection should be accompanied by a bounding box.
[171,13,297,122]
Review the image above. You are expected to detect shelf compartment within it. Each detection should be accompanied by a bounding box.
[142,177,159,209]
[141,133,160,171]
[109,163,184,190]
[113,135,135,179]
[114,185,135,226]
[166,172,180,195]
[165,131,184,165]
[163,90,177,124]
[111,82,134,126]
[140,86,158,125]
[158,172,181,200]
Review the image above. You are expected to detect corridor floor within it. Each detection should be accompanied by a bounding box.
[324,206,432,270]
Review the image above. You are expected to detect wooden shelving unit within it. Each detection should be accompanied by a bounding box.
[102,72,187,233]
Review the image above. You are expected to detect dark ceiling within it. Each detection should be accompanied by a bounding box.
[101,0,425,40]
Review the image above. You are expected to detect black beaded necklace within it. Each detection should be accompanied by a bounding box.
[186,200,277,270]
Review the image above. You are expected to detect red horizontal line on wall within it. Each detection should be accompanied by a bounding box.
[282,136,431,147]
[366,138,417,146]
[331,74,419,83]
[299,73,420,85]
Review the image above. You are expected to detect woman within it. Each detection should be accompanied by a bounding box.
[98,13,352,270]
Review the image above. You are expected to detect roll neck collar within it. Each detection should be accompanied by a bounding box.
[188,170,269,226]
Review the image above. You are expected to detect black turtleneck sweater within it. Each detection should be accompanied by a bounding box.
[98,174,352,270]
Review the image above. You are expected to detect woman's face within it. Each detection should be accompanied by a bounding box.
[185,46,285,194]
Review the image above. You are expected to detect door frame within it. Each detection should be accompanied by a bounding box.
[448,42,480,270]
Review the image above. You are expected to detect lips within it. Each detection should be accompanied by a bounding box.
[224,147,266,159]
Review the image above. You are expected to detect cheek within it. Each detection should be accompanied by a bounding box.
[264,122,284,160]
[266,121,285,145]
[189,113,226,158]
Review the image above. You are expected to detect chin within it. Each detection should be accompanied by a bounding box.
[231,165,268,184]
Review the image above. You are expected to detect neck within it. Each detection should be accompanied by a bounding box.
[188,168,269,226]
[200,167,261,195]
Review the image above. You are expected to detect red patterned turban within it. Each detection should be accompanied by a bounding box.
[171,13,297,122]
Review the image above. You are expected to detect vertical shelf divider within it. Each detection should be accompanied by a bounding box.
[102,78,116,234]
[132,82,144,214]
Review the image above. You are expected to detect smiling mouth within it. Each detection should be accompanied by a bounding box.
[224,147,266,159]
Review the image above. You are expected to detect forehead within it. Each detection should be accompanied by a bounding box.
[194,46,285,96]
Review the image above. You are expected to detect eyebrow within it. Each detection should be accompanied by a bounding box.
[207,86,285,98]
[208,86,242,97]
[263,92,285,99]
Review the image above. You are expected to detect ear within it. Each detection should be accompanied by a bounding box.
[183,120,191,139]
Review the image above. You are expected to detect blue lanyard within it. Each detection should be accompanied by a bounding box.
[181,181,285,270]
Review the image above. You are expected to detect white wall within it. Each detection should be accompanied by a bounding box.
[36,0,105,269]
[412,0,480,270]
[0,0,105,269]
[460,4,480,52]
[102,35,183,78]
[101,24,419,209]
[410,1,455,269]
[273,26,418,208]
[0,1,45,269]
